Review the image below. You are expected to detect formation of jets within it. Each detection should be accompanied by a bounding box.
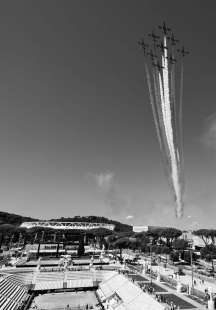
[158,21,171,35]
[138,21,189,70]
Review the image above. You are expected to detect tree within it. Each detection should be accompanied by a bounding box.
[173,239,189,251]
[135,232,150,252]
[170,251,179,262]
[90,228,113,249]
[201,245,216,262]
[77,236,85,256]
[208,230,216,245]
[160,228,182,247]
[183,251,198,264]
[147,229,162,245]
[161,246,172,255]
[160,246,172,266]
[113,237,130,258]
[193,229,212,246]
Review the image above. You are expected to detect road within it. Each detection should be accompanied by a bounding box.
[151,264,216,294]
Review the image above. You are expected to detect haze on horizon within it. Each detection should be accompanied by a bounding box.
[0,1,216,230]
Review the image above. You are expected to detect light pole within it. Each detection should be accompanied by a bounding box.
[149,236,154,285]
[150,245,152,285]
[190,242,194,294]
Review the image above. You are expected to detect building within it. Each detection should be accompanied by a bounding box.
[21,221,115,231]
[132,225,168,233]
[25,243,65,259]
[181,230,205,249]
[133,226,148,233]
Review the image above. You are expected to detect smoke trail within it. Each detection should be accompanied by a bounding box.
[144,62,163,150]
[162,36,183,217]
[170,55,178,150]
[152,66,173,185]
[179,59,185,192]
[165,42,182,217]
[138,24,186,218]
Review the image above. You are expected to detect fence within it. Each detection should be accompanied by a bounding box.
[39,307,93,310]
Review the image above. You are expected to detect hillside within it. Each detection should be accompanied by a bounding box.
[0,211,37,226]
[49,216,132,232]
[0,212,132,232]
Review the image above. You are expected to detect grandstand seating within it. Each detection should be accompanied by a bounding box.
[97,273,165,310]
[0,273,29,310]
[2,269,34,285]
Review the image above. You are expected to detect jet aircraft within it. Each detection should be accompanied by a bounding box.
[168,33,179,46]
[148,31,160,44]
[157,41,168,52]
[137,39,149,55]
[158,21,171,35]
[177,46,189,57]
[166,55,177,64]
[152,61,164,70]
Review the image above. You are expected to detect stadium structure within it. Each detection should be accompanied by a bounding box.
[21,221,115,230]
[0,255,202,310]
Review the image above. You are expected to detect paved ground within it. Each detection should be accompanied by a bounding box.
[126,267,204,310]
[151,265,216,294]
[159,294,196,309]
[127,274,149,282]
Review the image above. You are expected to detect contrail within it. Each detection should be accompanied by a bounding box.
[144,62,163,150]
[154,36,183,217]
[170,48,177,150]
[179,59,185,192]
[162,36,183,217]
[138,22,187,217]
[152,65,173,183]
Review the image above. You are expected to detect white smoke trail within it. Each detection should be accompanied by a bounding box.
[160,37,183,217]
[152,66,173,187]
[145,62,163,149]
[170,54,177,148]
[179,60,185,192]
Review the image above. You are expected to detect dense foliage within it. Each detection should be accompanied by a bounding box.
[0,211,36,226]
[201,245,216,261]
[193,229,216,246]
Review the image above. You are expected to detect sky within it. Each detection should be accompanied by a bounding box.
[0,1,216,229]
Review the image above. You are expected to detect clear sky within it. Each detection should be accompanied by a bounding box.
[0,1,216,229]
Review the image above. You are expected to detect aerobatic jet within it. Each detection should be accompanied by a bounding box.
[148,31,160,44]
[168,33,179,46]
[157,41,168,52]
[158,21,171,35]
[137,39,149,55]
[177,46,189,57]
[166,55,177,64]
